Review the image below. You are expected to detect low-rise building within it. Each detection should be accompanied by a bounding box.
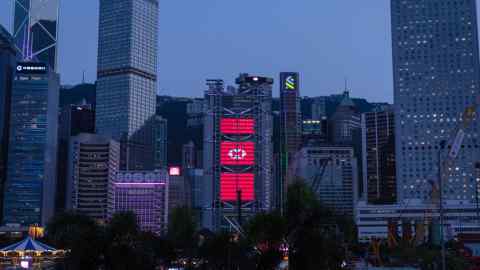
[109,171,169,235]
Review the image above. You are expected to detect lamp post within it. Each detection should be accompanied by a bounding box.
[438,140,446,270]
[476,162,480,225]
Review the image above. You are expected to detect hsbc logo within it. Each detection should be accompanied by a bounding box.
[228,148,247,160]
[221,141,254,165]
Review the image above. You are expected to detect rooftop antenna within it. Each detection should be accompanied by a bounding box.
[344,77,349,96]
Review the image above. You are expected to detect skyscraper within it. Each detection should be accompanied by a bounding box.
[392,0,480,204]
[0,26,16,222]
[182,141,196,169]
[66,134,120,223]
[3,62,59,226]
[96,0,159,170]
[362,108,396,204]
[203,75,273,231]
[330,92,361,145]
[279,72,301,210]
[153,115,168,170]
[12,0,59,71]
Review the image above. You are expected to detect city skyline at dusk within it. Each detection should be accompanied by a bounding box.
[1,0,395,101]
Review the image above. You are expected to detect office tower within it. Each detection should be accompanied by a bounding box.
[56,104,96,212]
[279,72,301,210]
[168,173,188,211]
[12,0,59,71]
[153,116,168,169]
[110,171,169,235]
[3,62,59,226]
[66,134,119,223]
[203,74,273,231]
[0,26,16,222]
[59,104,95,140]
[311,97,327,120]
[296,146,358,217]
[185,168,204,209]
[184,168,204,224]
[182,141,196,169]
[302,118,328,146]
[96,0,159,170]
[362,108,396,204]
[186,98,205,128]
[330,92,361,145]
[392,0,480,204]
[280,72,301,152]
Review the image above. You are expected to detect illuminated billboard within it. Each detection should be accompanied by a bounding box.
[220,173,255,201]
[220,118,255,135]
[169,166,181,176]
[280,72,299,91]
[220,141,255,165]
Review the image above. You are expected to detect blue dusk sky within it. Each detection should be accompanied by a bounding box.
[2,1,461,102]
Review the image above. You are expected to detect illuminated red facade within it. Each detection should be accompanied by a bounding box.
[220,118,255,135]
[220,141,255,166]
[220,173,255,201]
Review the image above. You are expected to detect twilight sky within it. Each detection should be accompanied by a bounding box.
[1,1,407,102]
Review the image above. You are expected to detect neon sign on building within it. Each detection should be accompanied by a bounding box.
[220,173,255,201]
[220,118,255,135]
[220,141,255,165]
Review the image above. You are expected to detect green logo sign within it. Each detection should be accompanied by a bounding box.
[285,75,296,90]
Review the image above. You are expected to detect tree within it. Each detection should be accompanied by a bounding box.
[104,211,149,270]
[246,212,287,269]
[45,212,103,270]
[286,181,347,270]
[168,207,197,258]
[198,232,255,270]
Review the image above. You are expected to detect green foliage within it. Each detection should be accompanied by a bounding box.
[246,211,286,247]
[198,232,256,270]
[287,181,348,270]
[246,212,287,269]
[45,212,103,270]
[168,206,197,257]
[44,182,363,270]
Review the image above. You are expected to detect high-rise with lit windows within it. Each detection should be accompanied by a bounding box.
[392,0,480,204]
[96,0,158,170]
[3,62,59,226]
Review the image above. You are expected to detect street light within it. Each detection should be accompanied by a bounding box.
[438,140,447,270]
[475,162,480,225]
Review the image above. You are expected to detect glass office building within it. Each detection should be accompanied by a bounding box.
[96,0,159,170]
[0,26,17,222]
[12,0,59,71]
[3,62,59,226]
[392,0,480,203]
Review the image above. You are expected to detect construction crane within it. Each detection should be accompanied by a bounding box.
[435,98,479,270]
[381,97,479,269]
[310,158,332,194]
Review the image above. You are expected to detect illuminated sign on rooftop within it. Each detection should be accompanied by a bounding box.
[281,72,299,91]
[16,62,47,75]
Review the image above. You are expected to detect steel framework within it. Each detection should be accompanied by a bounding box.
[203,75,273,231]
